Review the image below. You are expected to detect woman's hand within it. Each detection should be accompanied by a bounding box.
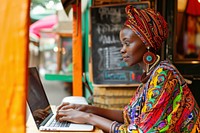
[56,108,90,124]
[57,102,88,112]
[56,102,89,123]
[56,103,123,133]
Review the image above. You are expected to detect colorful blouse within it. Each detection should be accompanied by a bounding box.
[114,60,200,133]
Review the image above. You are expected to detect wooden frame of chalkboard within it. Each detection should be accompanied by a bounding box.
[89,2,150,86]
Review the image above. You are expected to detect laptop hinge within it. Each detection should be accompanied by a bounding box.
[40,113,54,127]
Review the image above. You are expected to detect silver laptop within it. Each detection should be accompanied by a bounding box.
[27,67,94,131]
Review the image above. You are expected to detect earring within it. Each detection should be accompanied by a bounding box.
[143,51,156,65]
[143,47,156,73]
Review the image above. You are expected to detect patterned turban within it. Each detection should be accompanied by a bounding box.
[124,5,168,51]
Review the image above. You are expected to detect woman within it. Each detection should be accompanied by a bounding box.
[56,5,200,132]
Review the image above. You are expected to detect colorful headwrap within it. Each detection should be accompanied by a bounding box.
[124,5,168,51]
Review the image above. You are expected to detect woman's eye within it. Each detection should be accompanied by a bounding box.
[125,42,130,46]
[121,41,130,46]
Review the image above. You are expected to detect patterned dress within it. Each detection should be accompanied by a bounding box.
[114,60,200,133]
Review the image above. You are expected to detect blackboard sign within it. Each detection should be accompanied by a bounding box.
[90,2,150,85]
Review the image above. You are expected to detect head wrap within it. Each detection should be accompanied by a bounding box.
[124,5,168,51]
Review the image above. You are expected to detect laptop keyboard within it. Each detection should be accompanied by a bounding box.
[48,119,70,127]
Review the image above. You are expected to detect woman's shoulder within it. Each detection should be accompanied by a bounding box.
[159,60,175,69]
[154,60,186,85]
[158,60,181,73]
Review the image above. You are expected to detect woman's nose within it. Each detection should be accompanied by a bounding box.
[120,45,126,54]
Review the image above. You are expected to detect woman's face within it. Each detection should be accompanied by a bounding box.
[120,26,146,66]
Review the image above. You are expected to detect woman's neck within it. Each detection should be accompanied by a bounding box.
[138,61,146,72]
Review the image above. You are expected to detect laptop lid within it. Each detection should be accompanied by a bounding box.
[27,67,53,129]
[27,67,94,131]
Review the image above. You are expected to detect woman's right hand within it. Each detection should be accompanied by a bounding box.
[56,102,88,112]
[56,103,89,121]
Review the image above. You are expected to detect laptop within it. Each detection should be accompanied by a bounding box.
[27,67,94,131]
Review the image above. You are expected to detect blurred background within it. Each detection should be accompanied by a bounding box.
[28,0,200,112]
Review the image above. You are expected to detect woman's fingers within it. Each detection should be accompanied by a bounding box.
[58,114,82,124]
[56,109,73,120]
[57,103,78,112]
[60,104,75,110]
[59,116,73,122]
[57,103,87,113]
[56,109,87,124]
[57,102,70,110]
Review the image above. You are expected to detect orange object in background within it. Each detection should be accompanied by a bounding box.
[0,0,30,133]
[72,1,83,96]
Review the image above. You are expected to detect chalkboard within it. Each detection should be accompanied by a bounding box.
[90,2,150,85]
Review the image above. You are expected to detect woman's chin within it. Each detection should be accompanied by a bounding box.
[126,62,133,67]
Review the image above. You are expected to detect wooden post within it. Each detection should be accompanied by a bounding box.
[0,0,30,132]
[72,0,83,96]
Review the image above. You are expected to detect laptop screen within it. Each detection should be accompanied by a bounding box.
[27,67,53,128]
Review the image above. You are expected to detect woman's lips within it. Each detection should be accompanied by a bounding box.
[123,56,129,62]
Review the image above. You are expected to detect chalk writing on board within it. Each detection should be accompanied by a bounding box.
[98,46,125,70]
[98,35,120,45]
[96,24,122,34]
[91,2,150,85]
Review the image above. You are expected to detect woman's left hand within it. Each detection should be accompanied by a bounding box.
[56,109,89,124]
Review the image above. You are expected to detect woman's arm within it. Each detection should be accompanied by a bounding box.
[57,103,124,123]
[57,108,118,133]
[86,105,124,123]
[86,112,114,132]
